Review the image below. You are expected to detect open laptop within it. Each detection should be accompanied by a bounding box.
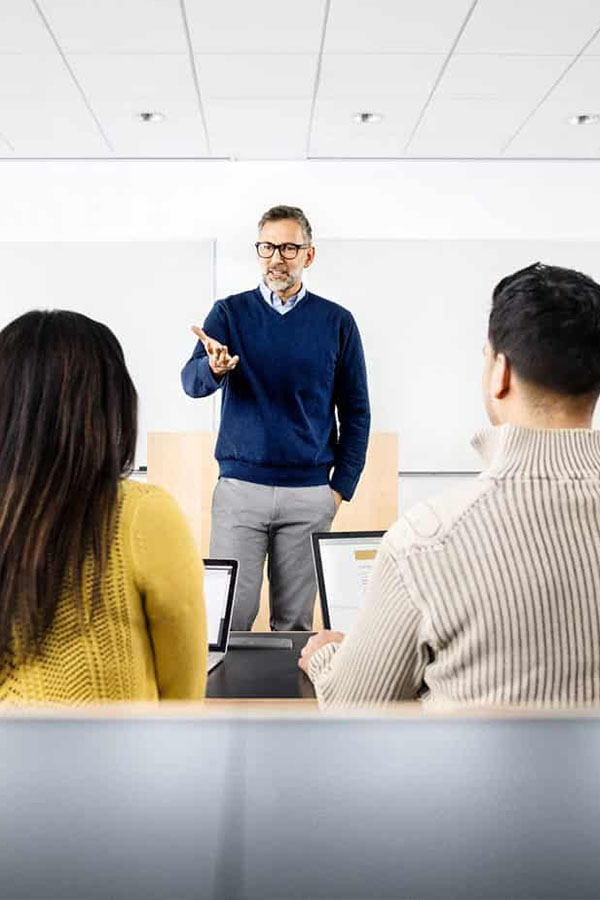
[203,558,238,673]
[311,532,385,632]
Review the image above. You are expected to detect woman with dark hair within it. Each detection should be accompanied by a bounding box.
[0,310,207,703]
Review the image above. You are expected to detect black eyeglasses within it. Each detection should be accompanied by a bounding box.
[255,241,311,260]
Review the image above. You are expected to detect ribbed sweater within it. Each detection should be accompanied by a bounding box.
[309,424,600,707]
[0,482,207,704]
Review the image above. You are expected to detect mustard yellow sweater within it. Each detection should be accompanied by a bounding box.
[0,481,207,704]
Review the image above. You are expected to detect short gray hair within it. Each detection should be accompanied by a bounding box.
[257,205,313,244]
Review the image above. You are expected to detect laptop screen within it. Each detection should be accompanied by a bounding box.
[311,532,385,632]
[203,559,237,652]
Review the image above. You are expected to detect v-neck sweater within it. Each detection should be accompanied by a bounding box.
[181,288,370,499]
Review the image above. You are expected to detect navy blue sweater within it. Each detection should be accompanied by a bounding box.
[181,288,370,499]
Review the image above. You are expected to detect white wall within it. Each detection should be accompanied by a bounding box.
[0,241,215,466]
[2,159,600,242]
[1,158,600,509]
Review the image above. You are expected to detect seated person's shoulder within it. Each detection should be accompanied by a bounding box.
[120,479,172,504]
[387,478,492,556]
[119,480,184,525]
[119,481,195,564]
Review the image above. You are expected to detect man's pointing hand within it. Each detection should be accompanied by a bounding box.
[192,326,239,377]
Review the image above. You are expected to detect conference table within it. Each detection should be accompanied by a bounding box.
[206,631,315,700]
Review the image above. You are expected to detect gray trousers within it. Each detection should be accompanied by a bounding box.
[209,478,337,631]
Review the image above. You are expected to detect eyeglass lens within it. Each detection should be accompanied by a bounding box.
[257,243,301,259]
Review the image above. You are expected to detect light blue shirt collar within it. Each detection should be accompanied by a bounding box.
[259,280,306,315]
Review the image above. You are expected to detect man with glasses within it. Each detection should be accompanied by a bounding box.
[182,205,370,632]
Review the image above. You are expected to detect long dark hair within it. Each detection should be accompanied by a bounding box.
[0,310,137,661]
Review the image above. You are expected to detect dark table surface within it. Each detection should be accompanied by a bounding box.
[206,631,316,699]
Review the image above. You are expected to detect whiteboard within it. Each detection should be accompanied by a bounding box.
[0,242,214,466]
[314,240,600,472]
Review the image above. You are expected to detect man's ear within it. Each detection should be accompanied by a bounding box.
[304,245,316,269]
[491,352,511,400]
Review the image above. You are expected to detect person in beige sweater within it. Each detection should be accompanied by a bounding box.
[300,262,600,707]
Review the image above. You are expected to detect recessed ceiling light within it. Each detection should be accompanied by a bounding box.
[567,113,600,126]
[353,112,383,125]
[138,111,165,123]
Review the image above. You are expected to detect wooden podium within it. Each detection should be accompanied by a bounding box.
[147,432,398,630]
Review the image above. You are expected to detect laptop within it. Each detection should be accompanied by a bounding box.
[203,558,238,673]
[311,532,385,632]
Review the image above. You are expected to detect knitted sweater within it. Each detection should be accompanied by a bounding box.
[181,288,370,500]
[0,482,207,704]
[309,424,600,707]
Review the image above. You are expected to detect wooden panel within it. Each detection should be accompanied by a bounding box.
[147,432,398,630]
[147,432,218,558]
[332,432,398,532]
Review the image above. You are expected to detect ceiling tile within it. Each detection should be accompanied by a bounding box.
[406,97,534,156]
[584,31,600,54]
[68,54,209,156]
[0,54,108,156]
[324,0,475,53]
[205,98,311,158]
[547,57,600,105]
[457,0,600,54]
[196,54,317,99]
[0,0,57,52]
[309,98,425,156]
[39,0,188,53]
[318,54,445,99]
[0,131,14,154]
[185,0,325,53]
[506,99,600,157]
[437,54,569,99]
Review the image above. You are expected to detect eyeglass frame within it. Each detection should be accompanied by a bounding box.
[255,241,312,260]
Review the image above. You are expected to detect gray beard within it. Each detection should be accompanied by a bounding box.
[265,271,295,293]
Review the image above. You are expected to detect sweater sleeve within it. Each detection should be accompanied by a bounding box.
[181,301,231,398]
[330,313,370,500]
[131,487,207,700]
[308,533,427,706]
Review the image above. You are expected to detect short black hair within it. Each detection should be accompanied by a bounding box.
[488,262,600,397]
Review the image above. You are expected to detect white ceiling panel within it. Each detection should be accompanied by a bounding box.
[437,55,569,99]
[318,54,445,99]
[324,0,475,53]
[0,131,14,154]
[407,97,534,157]
[185,0,325,53]
[458,0,600,54]
[0,54,108,156]
[583,32,600,54]
[196,54,317,99]
[309,98,425,157]
[506,100,600,157]
[0,0,57,52]
[68,54,208,156]
[39,0,188,53]
[205,98,311,158]
[0,0,598,159]
[547,57,600,105]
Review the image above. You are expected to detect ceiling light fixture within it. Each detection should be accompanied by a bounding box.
[567,113,600,126]
[138,111,166,123]
[353,112,383,125]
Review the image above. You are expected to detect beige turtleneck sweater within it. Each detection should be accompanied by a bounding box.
[309,424,600,707]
